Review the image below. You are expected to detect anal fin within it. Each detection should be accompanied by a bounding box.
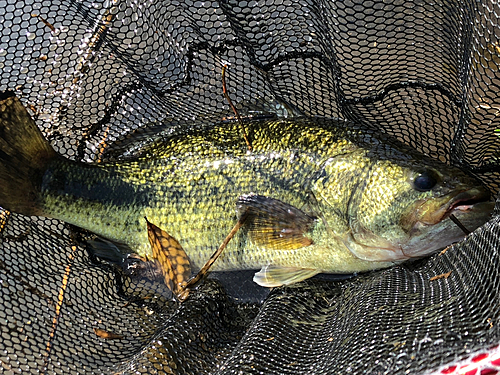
[145,218,191,301]
[253,265,320,287]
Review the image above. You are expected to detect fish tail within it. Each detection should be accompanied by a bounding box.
[0,91,57,215]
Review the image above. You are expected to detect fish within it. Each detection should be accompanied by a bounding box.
[0,92,494,287]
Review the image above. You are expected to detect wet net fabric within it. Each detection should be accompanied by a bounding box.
[1,0,500,374]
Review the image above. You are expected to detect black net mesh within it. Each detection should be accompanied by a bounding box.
[1,0,500,374]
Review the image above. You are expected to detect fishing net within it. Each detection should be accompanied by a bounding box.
[1,0,500,374]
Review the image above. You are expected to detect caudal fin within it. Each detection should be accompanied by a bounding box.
[0,92,57,215]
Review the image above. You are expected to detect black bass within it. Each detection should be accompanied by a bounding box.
[0,93,494,286]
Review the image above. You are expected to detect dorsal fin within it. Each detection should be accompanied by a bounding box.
[237,194,316,250]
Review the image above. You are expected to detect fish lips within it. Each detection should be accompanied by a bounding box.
[417,187,492,226]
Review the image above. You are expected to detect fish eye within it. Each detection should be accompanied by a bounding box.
[412,169,439,192]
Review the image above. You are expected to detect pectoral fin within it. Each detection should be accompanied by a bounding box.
[237,194,316,250]
[253,265,320,287]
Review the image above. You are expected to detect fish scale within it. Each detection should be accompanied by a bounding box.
[0,94,494,286]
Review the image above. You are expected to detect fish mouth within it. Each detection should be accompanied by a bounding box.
[344,186,493,263]
[398,186,494,259]
[418,187,491,226]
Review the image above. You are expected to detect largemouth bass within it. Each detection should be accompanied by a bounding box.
[0,93,494,286]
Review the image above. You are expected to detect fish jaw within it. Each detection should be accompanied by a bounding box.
[412,186,492,227]
[342,187,494,262]
[401,200,495,257]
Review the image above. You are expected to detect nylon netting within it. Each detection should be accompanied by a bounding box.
[0,0,500,374]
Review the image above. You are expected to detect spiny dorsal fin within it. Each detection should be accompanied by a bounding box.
[237,194,316,250]
[253,265,320,287]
